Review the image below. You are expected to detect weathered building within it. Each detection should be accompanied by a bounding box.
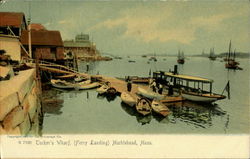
[64,33,98,58]
[21,25,64,61]
[0,12,27,62]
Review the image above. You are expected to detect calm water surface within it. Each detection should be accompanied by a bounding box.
[42,56,250,134]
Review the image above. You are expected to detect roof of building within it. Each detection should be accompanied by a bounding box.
[21,30,63,46]
[0,12,26,28]
[154,71,213,83]
[64,41,92,48]
[30,23,46,30]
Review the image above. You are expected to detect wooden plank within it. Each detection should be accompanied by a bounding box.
[160,96,185,103]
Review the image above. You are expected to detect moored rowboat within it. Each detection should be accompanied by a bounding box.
[76,82,100,90]
[120,92,136,107]
[51,79,75,89]
[96,84,110,94]
[137,87,165,100]
[136,98,152,116]
[151,100,170,117]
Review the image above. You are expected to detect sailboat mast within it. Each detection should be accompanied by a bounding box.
[233,48,236,60]
[228,40,232,60]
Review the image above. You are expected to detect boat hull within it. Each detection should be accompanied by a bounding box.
[121,92,136,107]
[137,87,165,100]
[151,100,170,117]
[177,59,185,64]
[182,92,226,103]
[51,79,75,89]
[96,85,109,94]
[77,82,100,90]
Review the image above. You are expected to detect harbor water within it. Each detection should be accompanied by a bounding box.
[42,56,250,134]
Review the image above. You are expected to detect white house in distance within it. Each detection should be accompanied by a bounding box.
[0,12,28,62]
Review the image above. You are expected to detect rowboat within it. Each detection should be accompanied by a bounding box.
[74,76,87,82]
[96,83,110,94]
[77,79,91,85]
[136,98,152,116]
[51,79,75,89]
[151,100,170,117]
[137,87,165,100]
[76,82,100,90]
[120,92,136,107]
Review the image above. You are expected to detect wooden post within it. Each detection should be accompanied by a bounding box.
[210,83,212,94]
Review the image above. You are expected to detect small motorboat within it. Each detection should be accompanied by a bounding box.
[50,79,75,89]
[151,100,170,117]
[120,92,136,107]
[136,98,152,116]
[137,87,165,100]
[153,71,227,103]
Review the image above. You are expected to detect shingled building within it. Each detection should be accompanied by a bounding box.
[21,24,64,61]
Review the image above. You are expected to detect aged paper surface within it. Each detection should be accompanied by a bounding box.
[0,0,249,158]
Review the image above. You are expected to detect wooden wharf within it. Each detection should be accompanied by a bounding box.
[31,60,185,104]
[95,75,185,104]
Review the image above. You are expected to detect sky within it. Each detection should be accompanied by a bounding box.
[1,0,249,55]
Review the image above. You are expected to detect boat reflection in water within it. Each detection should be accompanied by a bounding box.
[166,101,227,128]
[120,102,152,125]
[120,100,227,128]
[97,93,118,102]
[153,114,170,124]
[136,115,152,125]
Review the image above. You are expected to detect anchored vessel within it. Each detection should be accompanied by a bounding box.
[177,49,185,64]
[225,40,241,69]
[208,48,216,61]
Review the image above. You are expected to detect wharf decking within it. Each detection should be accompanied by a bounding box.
[95,75,185,103]
[35,60,184,104]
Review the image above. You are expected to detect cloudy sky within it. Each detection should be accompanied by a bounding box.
[1,0,249,55]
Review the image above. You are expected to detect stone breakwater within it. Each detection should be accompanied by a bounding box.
[0,68,43,135]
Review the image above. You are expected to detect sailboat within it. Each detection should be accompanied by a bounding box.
[208,48,216,60]
[225,40,241,69]
[177,50,185,64]
[149,52,157,62]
